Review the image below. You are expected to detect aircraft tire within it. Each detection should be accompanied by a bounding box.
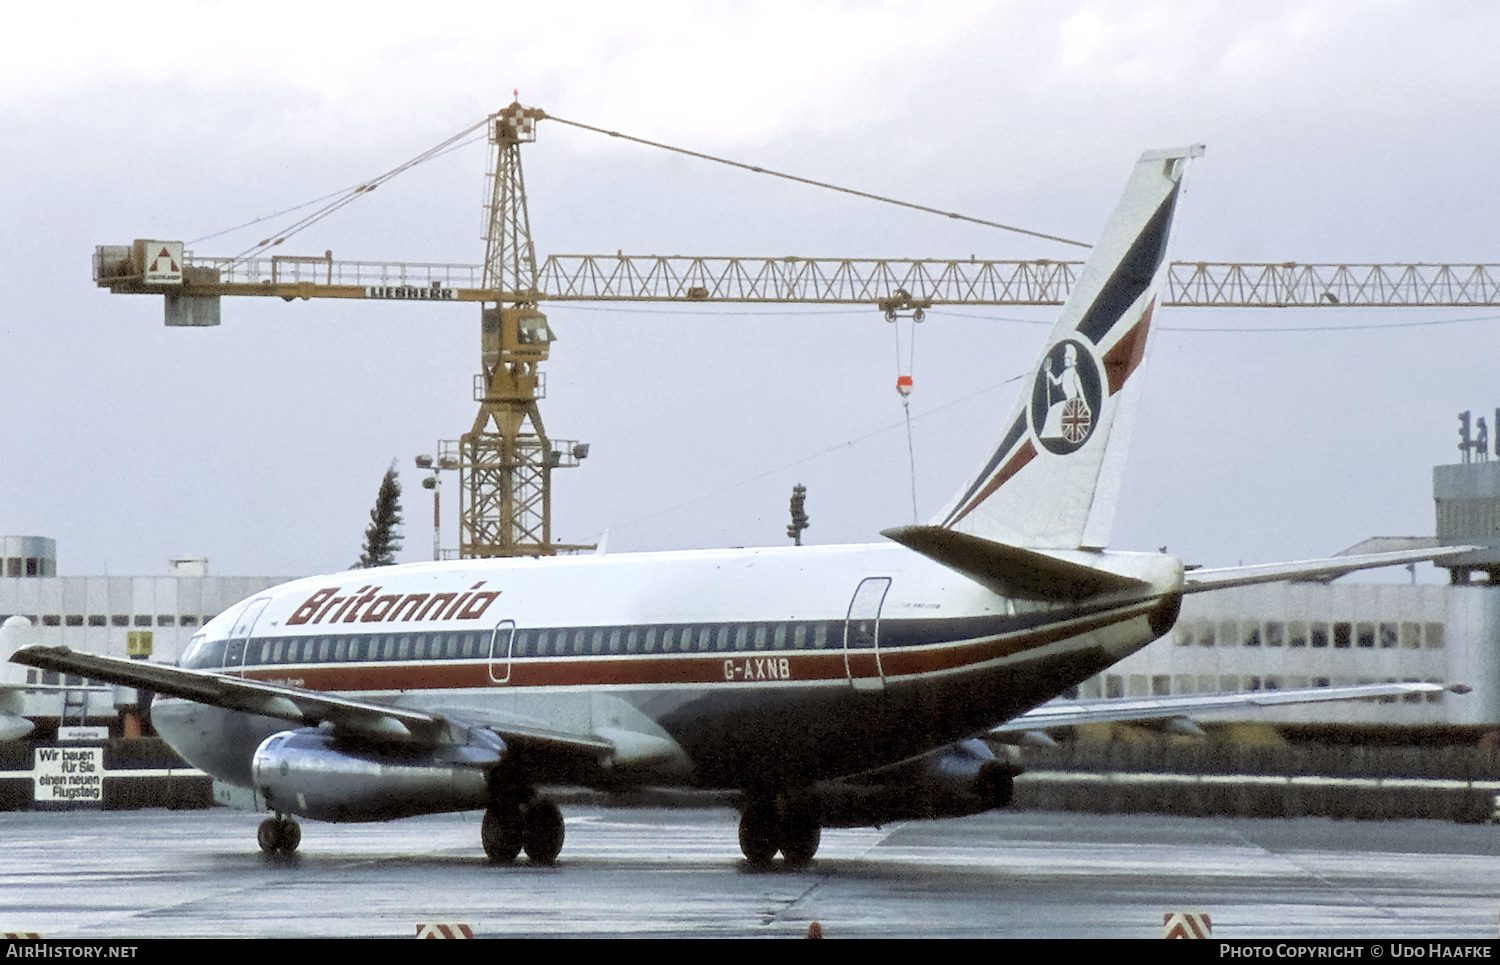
[522,800,565,866]
[780,817,820,869]
[257,817,300,855]
[737,801,779,867]
[482,805,524,864]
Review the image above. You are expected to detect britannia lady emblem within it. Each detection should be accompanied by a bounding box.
[1030,339,1103,455]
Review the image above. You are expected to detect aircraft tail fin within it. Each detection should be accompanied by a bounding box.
[930,145,1202,550]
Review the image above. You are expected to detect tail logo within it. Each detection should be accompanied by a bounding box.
[1031,339,1102,455]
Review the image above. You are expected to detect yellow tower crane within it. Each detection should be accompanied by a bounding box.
[91,101,1500,559]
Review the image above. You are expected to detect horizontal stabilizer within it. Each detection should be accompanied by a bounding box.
[882,525,1148,601]
[998,681,1463,731]
[1183,546,1476,594]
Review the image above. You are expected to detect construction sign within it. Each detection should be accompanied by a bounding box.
[142,240,183,285]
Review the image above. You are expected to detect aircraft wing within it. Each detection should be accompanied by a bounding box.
[997,680,1461,731]
[1183,546,1477,594]
[8,645,611,761]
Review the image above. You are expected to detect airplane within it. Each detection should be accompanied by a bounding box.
[11,144,1467,867]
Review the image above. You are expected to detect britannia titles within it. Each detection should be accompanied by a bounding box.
[287,582,500,626]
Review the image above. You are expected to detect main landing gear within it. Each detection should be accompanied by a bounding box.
[738,798,821,869]
[257,815,301,856]
[482,799,565,865]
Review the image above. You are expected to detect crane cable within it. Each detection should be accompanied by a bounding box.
[544,114,1092,249]
[225,116,492,265]
[894,316,919,523]
[210,106,1090,265]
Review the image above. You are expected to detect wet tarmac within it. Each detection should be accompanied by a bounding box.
[4,805,1500,938]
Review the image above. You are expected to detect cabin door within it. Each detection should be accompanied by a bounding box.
[843,577,892,691]
[222,597,271,677]
[488,618,516,684]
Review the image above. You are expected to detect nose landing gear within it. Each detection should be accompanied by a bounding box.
[257,815,301,856]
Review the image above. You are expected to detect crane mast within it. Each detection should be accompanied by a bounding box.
[458,103,589,558]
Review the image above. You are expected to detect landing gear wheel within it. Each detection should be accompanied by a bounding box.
[780,815,821,869]
[522,800,565,866]
[257,817,300,855]
[738,801,779,867]
[482,804,524,864]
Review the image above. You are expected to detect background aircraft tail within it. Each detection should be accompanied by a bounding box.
[930,145,1202,550]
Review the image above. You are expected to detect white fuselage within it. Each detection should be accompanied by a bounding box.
[154,542,1183,792]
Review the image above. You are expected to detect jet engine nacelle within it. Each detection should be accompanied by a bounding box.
[813,739,1021,829]
[252,728,500,823]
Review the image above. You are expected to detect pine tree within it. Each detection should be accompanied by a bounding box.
[356,465,403,568]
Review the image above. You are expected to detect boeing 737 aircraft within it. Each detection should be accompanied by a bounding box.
[13,146,1461,867]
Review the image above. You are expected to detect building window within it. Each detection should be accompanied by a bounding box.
[1243,624,1262,647]
[1401,622,1421,648]
[1333,622,1352,648]
[1311,623,1329,648]
[1379,624,1398,649]
[87,615,106,627]
[133,615,151,627]
[1218,621,1239,647]
[1356,623,1375,648]
[112,615,129,627]
[1219,675,1239,693]
[1105,675,1123,699]
[41,615,60,627]
[1425,623,1445,649]
[1289,622,1308,647]
[65,615,84,627]
[1265,622,1284,647]
[1151,674,1171,696]
[157,615,175,627]
[180,615,198,627]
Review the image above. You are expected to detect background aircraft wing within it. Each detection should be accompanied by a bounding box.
[1183,546,1477,593]
[997,680,1462,731]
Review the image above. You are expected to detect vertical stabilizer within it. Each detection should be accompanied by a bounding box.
[931,145,1201,550]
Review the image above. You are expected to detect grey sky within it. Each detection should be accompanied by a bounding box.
[2,2,1495,579]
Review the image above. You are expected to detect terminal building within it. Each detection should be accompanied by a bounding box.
[0,541,290,730]
[1081,415,1500,733]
